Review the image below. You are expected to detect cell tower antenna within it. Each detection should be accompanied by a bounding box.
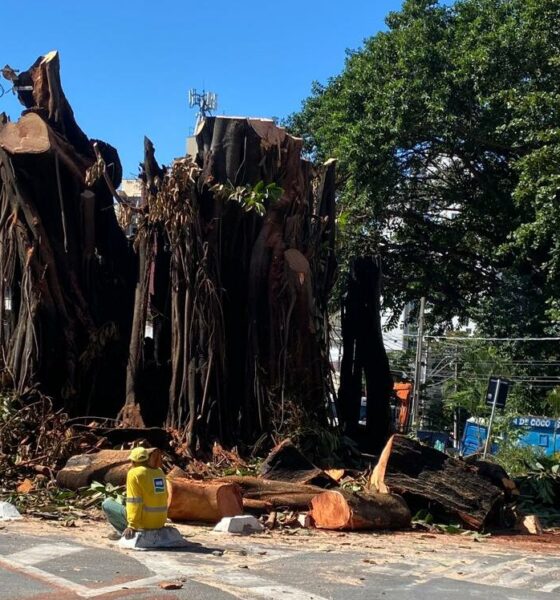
[188,88,218,127]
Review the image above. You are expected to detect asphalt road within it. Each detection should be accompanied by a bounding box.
[0,524,559,599]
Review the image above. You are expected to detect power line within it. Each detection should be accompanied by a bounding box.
[402,334,560,342]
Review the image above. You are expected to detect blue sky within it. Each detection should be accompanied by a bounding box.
[1,0,405,176]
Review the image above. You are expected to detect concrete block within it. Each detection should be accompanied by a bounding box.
[0,502,22,521]
[118,526,189,550]
[213,515,264,534]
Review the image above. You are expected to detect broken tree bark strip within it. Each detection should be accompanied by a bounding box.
[167,478,243,523]
[259,439,338,487]
[310,489,411,530]
[369,435,505,530]
[56,448,162,489]
[369,434,393,494]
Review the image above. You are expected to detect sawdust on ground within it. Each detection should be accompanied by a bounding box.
[3,513,560,559]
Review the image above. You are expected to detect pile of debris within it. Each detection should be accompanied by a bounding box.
[0,393,537,536]
[48,435,519,534]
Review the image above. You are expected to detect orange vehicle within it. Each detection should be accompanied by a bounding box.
[393,382,413,433]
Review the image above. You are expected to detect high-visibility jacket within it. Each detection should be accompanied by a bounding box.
[125,465,168,530]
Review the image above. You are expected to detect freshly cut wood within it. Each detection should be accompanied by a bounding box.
[368,435,505,530]
[260,439,337,487]
[56,448,162,489]
[167,478,243,523]
[217,475,324,511]
[0,113,51,154]
[368,433,393,494]
[310,489,411,530]
[325,469,346,482]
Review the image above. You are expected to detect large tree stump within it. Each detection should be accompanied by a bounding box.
[310,489,411,530]
[0,51,135,415]
[124,116,338,450]
[369,435,505,529]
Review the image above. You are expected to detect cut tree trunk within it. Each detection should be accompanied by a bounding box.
[125,116,338,451]
[0,51,135,415]
[310,489,411,530]
[368,435,505,530]
[56,448,162,489]
[217,475,325,511]
[167,478,243,523]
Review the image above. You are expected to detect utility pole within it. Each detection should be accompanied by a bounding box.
[411,297,426,431]
[453,346,459,449]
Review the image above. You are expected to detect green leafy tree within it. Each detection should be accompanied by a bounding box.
[288,0,560,337]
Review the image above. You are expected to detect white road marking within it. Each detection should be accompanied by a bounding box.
[1,537,560,598]
[540,580,560,593]
[196,574,330,600]
[362,551,560,594]
[6,542,84,566]
[0,549,172,598]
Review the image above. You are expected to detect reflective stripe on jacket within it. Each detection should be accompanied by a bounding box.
[125,465,168,530]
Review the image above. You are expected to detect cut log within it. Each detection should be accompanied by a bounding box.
[217,475,324,511]
[310,489,411,530]
[167,478,243,523]
[56,448,162,489]
[242,498,274,512]
[259,439,337,487]
[368,435,505,530]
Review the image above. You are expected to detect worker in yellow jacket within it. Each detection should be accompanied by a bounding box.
[102,447,168,538]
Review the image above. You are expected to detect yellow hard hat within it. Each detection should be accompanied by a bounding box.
[129,447,149,463]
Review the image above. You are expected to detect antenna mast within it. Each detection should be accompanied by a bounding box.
[188,88,218,129]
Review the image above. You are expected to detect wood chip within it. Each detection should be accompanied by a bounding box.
[17,478,34,494]
[159,581,183,590]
